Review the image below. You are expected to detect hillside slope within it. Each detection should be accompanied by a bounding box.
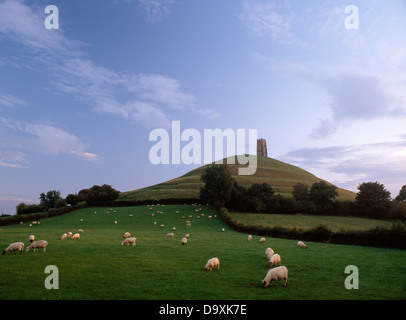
[120,156,356,201]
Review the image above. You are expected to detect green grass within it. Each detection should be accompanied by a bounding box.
[119,156,357,202]
[1,205,405,300]
[230,213,394,232]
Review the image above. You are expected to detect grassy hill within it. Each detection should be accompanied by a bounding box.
[120,156,356,202]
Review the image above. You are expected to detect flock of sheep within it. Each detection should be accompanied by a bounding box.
[2,204,308,288]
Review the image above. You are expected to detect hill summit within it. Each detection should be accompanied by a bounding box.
[120,156,356,202]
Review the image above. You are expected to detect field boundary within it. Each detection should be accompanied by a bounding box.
[217,207,406,249]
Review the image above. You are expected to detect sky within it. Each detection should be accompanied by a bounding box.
[0,0,405,215]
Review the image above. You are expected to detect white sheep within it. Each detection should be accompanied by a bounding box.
[2,242,24,255]
[265,247,274,259]
[165,233,175,238]
[262,266,288,287]
[121,237,136,246]
[259,237,266,243]
[297,240,307,249]
[61,233,67,240]
[78,229,84,233]
[29,235,35,243]
[123,232,131,238]
[68,232,72,237]
[248,235,252,241]
[269,253,281,267]
[184,234,190,238]
[26,240,48,253]
[181,237,187,245]
[71,233,80,240]
[204,257,220,271]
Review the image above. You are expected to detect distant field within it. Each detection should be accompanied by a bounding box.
[1,205,405,300]
[230,213,394,232]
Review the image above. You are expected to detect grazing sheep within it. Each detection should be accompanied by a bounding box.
[160,224,165,228]
[123,232,131,238]
[114,221,117,225]
[259,237,266,243]
[262,266,288,288]
[184,234,190,238]
[248,235,252,241]
[26,240,48,253]
[297,240,307,249]
[204,257,220,271]
[265,247,274,259]
[68,232,72,237]
[3,242,24,255]
[269,253,281,267]
[181,237,187,245]
[172,227,176,231]
[165,233,175,238]
[221,228,225,232]
[71,233,80,240]
[121,237,136,246]
[78,229,84,233]
[29,235,35,243]
[61,233,67,240]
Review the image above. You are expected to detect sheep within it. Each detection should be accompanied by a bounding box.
[71,233,80,240]
[61,233,67,240]
[78,229,84,233]
[297,240,307,249]
[114,220,118,225]
[181,237,187,245]
[184,234,190,238]
[3,242,24,255]
[29,235,35,243]
[221,228,225,232]
[265,247,274,259]
[160,224,165,228]
[248,235,252,241]
[26,240,48,253]
[259,237,266,243]
[204,257,220,271]
[262,266,288,288]
[165,233,175,238]
[123,232,131,238]
[121,237,136,246]
[269,253,281,267]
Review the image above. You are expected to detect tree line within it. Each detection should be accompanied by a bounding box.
[199,164,406,220]
[16,184,120,215]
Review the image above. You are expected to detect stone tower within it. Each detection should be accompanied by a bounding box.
[257,138,268,157]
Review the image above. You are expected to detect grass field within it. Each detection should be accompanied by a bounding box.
[1,205,405,300]
[230,213,394,232]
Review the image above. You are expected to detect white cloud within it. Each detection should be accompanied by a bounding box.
[0,1,213,129]
[0,119,103,163]
[282,140,406,196]
[138,0,175,22]
[240,0,305,46]
[0,92,27,108]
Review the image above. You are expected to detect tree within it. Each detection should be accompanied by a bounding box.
[292,183,310,202]
[395,185,406,202]
[65,193,79,206]
[39,190,62,209]
[77,184,120,204]
[199,164,236,208]
[309,181,338,213]
[355,181,391,216]
[247,183,275,212]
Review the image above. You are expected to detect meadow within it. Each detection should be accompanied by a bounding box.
[0,205,405,300]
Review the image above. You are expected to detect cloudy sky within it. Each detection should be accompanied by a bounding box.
[1,0,405,214]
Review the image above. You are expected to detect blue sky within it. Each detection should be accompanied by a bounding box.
[1,0,405,214]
